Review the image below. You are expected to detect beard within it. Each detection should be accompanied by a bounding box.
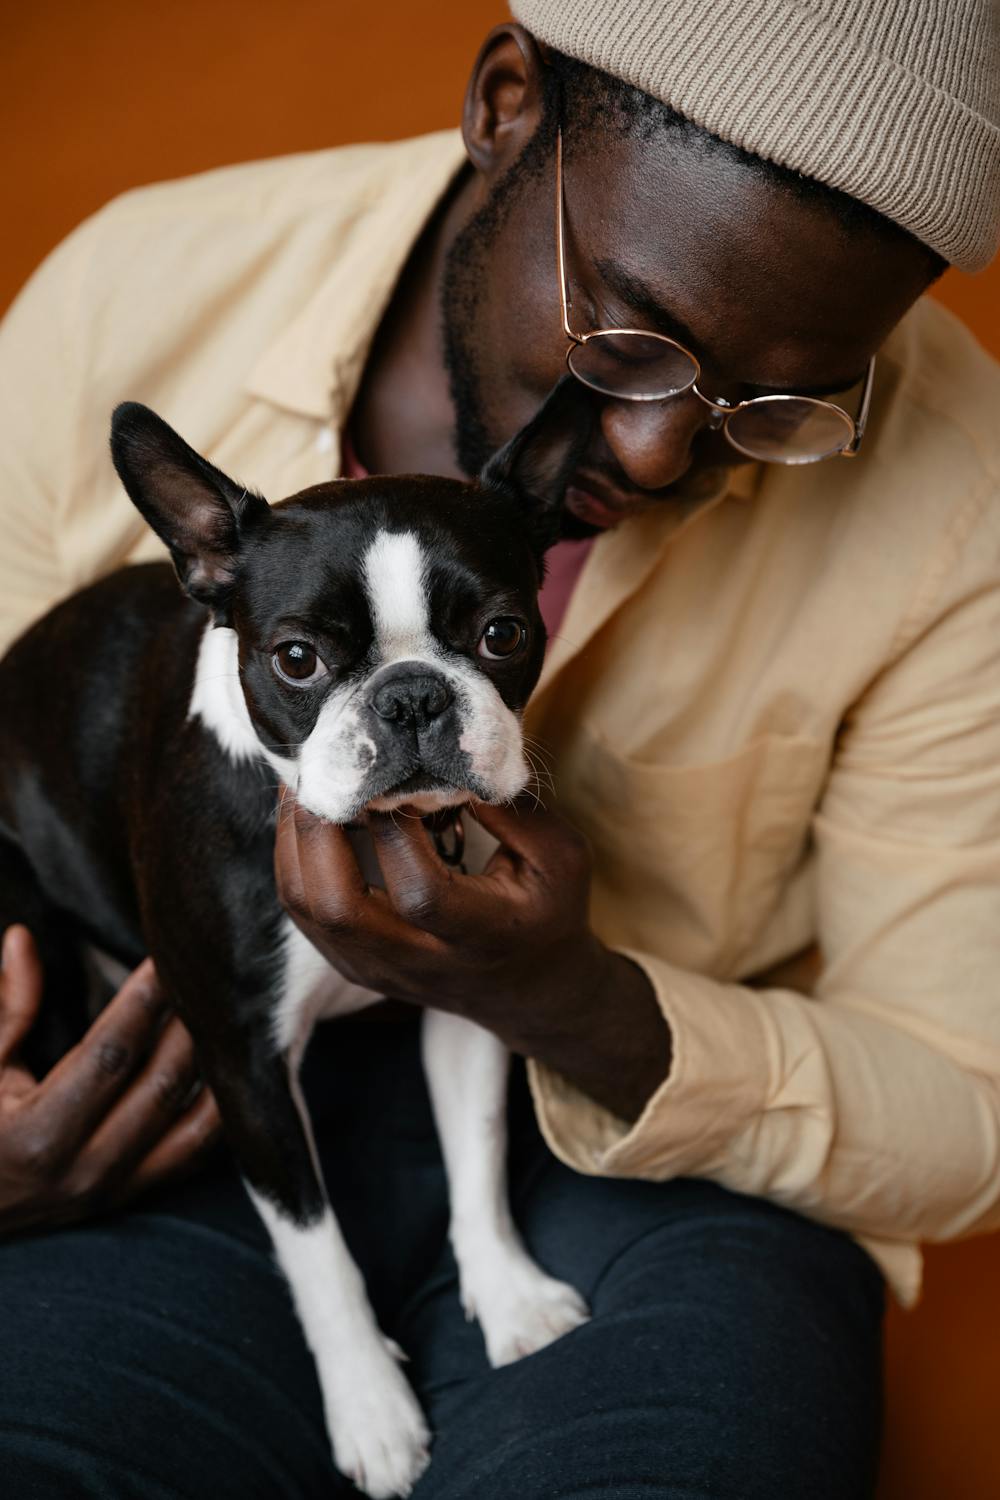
[440,193,601,542]
[440,191,508,481]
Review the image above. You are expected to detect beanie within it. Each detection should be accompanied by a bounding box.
[510,0,1000,272]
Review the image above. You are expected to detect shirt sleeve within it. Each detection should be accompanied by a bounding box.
[0,223,97,654]
[528,476,1000,1269]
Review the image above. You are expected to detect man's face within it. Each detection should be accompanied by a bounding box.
[443,122,934,533]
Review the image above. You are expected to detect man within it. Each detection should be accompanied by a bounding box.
[1,3,998,1496]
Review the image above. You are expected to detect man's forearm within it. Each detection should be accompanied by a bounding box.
[499,949,672,1125]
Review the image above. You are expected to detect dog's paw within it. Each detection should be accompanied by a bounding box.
[463,1256,589,1367]
[325,1339,431,1499]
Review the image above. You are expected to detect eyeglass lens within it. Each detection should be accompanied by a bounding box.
[567,331,698,400]
[567,333,855,463]
[725,398,855,463]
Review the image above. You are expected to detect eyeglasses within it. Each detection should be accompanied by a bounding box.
[555,128,875,465]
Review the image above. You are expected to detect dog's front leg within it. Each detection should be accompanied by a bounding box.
[421,1009,589,1366]
[197,1029,430,1499]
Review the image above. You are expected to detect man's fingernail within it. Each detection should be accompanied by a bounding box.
[135,980,168,1013]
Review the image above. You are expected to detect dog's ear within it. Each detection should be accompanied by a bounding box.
[479,376,595,555]
[110,402,270,610]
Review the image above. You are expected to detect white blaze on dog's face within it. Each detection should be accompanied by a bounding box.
[189,476,553,823]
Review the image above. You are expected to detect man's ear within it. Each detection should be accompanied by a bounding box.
[480,376,595,555]
[110,402,270,610]
[462,23,549,177]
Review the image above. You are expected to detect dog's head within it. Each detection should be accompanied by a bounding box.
[110,382,592,822]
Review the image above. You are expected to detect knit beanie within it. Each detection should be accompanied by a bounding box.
[509,0,1000,272]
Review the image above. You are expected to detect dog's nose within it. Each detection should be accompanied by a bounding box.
[371,671,453,729]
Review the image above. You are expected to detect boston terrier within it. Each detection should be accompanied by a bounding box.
[0,379,595,1499]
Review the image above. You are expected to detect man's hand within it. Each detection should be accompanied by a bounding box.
[275,793,671,1122]
[0,925,221,1236]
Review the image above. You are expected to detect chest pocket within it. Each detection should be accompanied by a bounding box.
[552,725,830,978]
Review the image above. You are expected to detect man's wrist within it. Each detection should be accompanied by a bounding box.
[508,943,672,1125]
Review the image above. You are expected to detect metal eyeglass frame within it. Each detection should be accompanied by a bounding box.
[554,126,875,464]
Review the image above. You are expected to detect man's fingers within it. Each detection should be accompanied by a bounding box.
[367,812,458,929]
[31,956,169,1149]
[278,795,420,949]
[77,1014,205,1185]
[277,792,368,917]
[274,783,310,914]
[367,811,522,941]
[470,797,590,875]
[122,1085,223,1198]
[0,925,44,1066]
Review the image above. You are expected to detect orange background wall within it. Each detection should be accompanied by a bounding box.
[3,4,999,1495]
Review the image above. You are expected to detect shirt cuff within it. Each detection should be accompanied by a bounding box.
[526,947,773,1180]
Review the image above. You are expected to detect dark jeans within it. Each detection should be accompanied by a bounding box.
[1,1017,884,1499]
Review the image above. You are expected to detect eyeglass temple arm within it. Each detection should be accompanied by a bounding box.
[842,355,876,457]
[555,129,579,342]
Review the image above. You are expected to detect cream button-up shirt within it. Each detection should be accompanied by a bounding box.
[2,132,999,1306]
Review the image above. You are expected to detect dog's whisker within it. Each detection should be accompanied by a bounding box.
[518,763,551,812]
[522,747,556,800]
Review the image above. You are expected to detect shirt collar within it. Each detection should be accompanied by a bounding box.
[244,130,468,425]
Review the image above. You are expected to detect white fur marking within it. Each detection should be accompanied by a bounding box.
[247,1188,430,1498]
[271,917,381,1057]
[188,624,298,785]
[294,688,381,823]
[421,1011,589,1366]
[362,529,528,801]
[362,532,431,662]
[457,692,529,800]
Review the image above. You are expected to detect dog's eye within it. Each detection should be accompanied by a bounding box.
[272,641,329,686]
[478,618,525,660]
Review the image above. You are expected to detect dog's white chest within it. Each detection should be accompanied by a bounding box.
[272,919,380,1058]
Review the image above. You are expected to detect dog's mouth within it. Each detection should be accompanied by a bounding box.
[363,770,472,816]
[389,770,453,797]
